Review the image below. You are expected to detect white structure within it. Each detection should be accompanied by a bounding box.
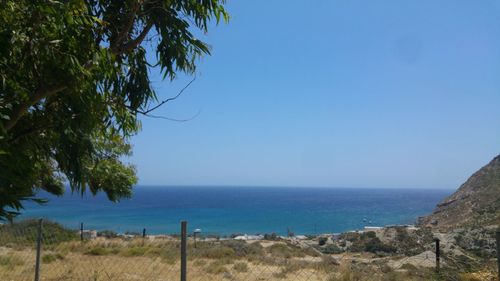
[81,230,97,239]
[364,226,383,231]
[233,234,264,241]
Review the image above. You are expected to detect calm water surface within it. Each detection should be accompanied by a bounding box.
[20,186,452,235]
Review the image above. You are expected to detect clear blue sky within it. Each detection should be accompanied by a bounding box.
[130,0,500,189]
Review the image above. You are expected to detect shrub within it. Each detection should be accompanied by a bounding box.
[363,231,376,239]
[120,246,148,257]
[0,219,77,247]
[97,230,118,238]
[314,256,339,272]
[42,253,64,263]
[321,244,343,254]
[0,255,24,268]
[343,232,360,242]
[221,240,263,257]
[281,262,301,274]
[267,243,305,258]
[364,238,396,253]
[395,228,409,241]
[193,259,207,267]
[205,260,229,274]
[233,262,249,272]
[147,247,178,264]
[272,271,287,279]
[263,233,279,241]
[86,247,112,256]
[318,237,328,246]
[199,246,235,259]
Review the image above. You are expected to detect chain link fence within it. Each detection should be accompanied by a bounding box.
[0,219,498,281]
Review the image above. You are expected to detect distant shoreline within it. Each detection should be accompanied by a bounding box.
[18,186,451,236]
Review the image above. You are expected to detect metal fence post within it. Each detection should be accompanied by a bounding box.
[143,228,146,238]
[80,222,84,241]
[181,221,187,281]
[496,230,500,281]
[34,219,43,281]
[434,238,440,273]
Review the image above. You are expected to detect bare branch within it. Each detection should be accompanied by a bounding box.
[140,109,202,122]
[141,77,196,114]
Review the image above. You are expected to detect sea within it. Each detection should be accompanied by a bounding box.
[18,186,452,236]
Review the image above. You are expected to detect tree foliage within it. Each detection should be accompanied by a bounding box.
[0,0,228,220]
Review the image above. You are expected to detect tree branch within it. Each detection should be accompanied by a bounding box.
[110,1,141,53]
[140,109,202,122]
[8,124,55,144]
[114,20,154,55]
[4,84,66,131]
[140,77,196,115]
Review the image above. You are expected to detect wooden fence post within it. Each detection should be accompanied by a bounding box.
[496,230,499,281]
[434,238,440,273]
[181,221,187,281]
[34,219,43,281]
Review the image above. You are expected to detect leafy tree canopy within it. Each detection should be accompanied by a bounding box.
[0,0,228,220]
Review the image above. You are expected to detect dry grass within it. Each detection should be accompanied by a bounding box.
[0,237,496,281]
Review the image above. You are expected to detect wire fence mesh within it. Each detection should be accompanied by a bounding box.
[0,219,498,281]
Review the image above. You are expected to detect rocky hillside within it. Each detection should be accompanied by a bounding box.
[419,155,500,229]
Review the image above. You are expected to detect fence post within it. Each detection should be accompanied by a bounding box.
[180,221,187,281]
[434,238,440,273]
[496,230,499,281]
[34,219,43,281]
[143,228,146,238]
[80,222,84,241]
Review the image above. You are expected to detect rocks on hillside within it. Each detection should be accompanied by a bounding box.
[418,155,500,229]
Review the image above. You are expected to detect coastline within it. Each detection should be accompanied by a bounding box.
[18,186,451,236]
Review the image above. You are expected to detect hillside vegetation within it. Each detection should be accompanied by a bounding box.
[419,155,500,229]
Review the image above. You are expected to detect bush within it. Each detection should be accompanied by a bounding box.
[42,253,64,263]
[193,259,207,266]
[267,243,305,258]
[199,246,235,259]
[120,246,148,257]
[233,262,249,272]
[364,238,396,253]
[0,255,24,268]
[314,255,339,272]
[320,244,343,254]
[363,231,376,239]
[97,230,118,238]
[85,247,112,256]
[0,219,77,247]
[205,260,229,274]
[221,240,264,257]
[263,233,279,240]
[318,237,328,246]
[144,246,178,264]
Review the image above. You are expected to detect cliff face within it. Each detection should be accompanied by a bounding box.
[419,155,500,229]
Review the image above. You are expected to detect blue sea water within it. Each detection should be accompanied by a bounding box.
[19,186,452,236]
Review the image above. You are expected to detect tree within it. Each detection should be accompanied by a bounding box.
[0,0,228,220]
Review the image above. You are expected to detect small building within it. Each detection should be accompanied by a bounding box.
[81,230,97,239]
[234,234,264,241]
